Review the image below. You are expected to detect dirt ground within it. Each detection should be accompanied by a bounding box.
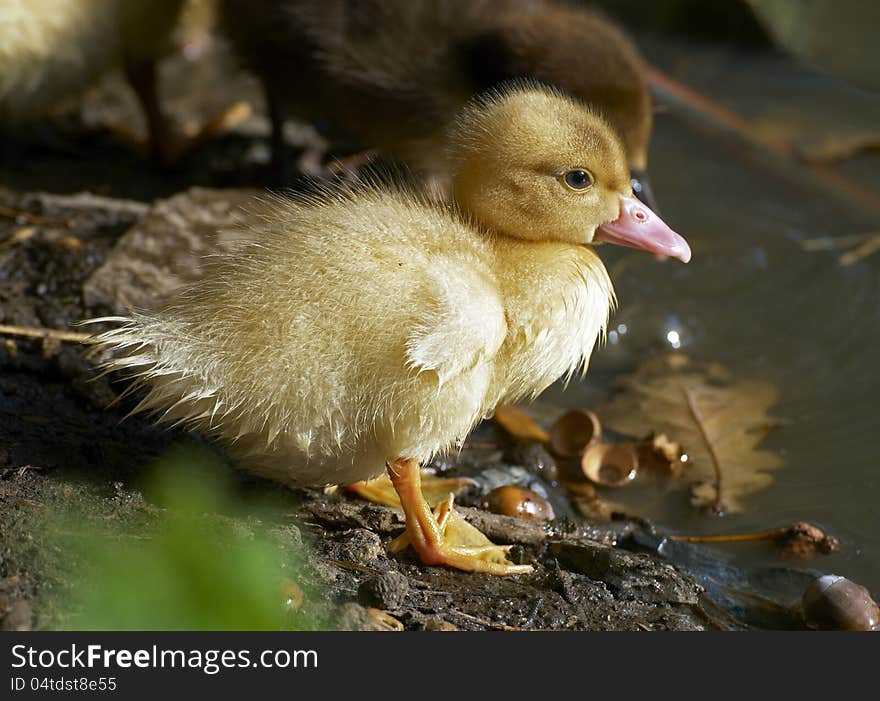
[0,33,821,632]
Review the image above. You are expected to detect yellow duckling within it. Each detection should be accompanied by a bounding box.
[0,0,184,161]
[90,86,690,575]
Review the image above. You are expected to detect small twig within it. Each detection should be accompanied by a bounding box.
[324,558,383,576]
[29,192,149,217]
[840,233,880,265]
[0,205,74,229]
[799,233,874,251]
[801,231,880,265]
[0,464,43,480]
[0,324,92,344]
[669,528,786,544]
[646,64,880,216]
[668,521,840,558]
[448,610,537,632]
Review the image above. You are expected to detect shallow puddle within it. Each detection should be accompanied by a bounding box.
[545,39,880,596]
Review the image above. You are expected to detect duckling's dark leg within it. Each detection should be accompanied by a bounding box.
[125,60,176,165]
[385,458,532,576]
[265,87,290,184]
[125,61,251,167]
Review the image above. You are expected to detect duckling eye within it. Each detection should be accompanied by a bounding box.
[562,169,594,191]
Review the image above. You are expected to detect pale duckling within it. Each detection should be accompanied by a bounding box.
[90,86,689,575]
[219,0,658,207]
[0,0,183,162]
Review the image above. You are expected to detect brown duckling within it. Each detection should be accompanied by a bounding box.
[89,85,689,575]
[219,0,658,207]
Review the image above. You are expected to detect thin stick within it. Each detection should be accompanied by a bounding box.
[324,558,382,575]
[448,610,536,632]
[646,65,794,159]
[800,233,874,251]
[30,192,149,217]
[669,529,786,544]
[840,234,880,265]
[0,324,92,344]
[670,522,838,554]
[0,205,74,229]
[646,64,880,216]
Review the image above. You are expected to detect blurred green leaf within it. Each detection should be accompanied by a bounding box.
[47,445,312,630]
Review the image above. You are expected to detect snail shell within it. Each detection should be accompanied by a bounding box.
[802,575,880,631]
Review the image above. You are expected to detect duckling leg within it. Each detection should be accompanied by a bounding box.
[346,471,476,509]
[124,61,252,166]
[385,458,532,576]
[265,87,291,183]
[125,60,176,165]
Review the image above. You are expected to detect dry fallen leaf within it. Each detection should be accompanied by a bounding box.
[11,227,36,242]
[53,235,82,250]
[492,405,550,444]
[689,480,721,512]
[600,353,782,514]
[778,522,841,559]
[365,608,404,631]
[564,481,615,522]
[636,432,686,476]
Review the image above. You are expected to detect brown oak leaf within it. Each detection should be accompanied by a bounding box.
[600,353,782,514]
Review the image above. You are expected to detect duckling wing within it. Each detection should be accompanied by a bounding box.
[405,261,507,386]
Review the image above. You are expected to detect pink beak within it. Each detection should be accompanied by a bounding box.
[594,195,691,263]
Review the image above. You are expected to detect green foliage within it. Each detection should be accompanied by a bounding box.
[50,445,310,631]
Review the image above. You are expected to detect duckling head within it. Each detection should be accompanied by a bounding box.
[459,9,656,208]
[449,86,690,262]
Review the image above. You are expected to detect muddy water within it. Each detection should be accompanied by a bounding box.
[546,43,880,596]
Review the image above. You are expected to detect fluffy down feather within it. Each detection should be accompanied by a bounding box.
[90,184,612,487]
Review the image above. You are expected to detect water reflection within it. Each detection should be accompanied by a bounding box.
[665,329,682,349]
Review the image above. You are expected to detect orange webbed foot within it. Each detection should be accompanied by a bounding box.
[346,471,476,509]
[385,459,533,576]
